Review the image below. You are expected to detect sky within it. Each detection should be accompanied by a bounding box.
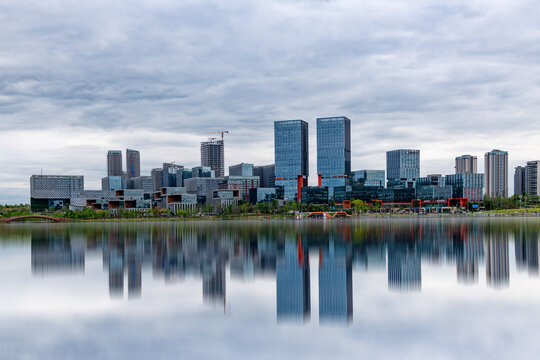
[2,0,540,203]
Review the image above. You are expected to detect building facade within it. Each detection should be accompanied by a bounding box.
[201,138,225,177]
[30,175,84,211]
[274,120,309,201]
[526,161,540,196]
[107,150,123,177]
[386,149,420,188]
[126,149,140,178]
[229,163,253,177]
[352,170,385,187]
[455,155,477,174]
[484,149,508,198]
[445,173,484,202]
[254,164,275,188]
[317,116,351,197]
[514,166,526,196]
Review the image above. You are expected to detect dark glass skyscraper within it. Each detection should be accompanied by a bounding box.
[126,149,140,179]
[107,150,123,177]
[317,116,351,197]
[274,120,309,201]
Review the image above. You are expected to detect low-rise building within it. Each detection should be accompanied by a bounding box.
[249,188,277,204]
[30,175,84,211]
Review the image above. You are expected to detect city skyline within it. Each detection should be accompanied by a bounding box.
[3,1,540,203]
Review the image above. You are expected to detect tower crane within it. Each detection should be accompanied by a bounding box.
[199,130,229,141]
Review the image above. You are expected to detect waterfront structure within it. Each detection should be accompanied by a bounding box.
[212,189,241,207]
[445,173,484,202]
[201,138,224,177]
[526,161,540,196]
[317,116,351,198]
[248,188,277,204]
[30,175,84,211]
[300,186,329,205]
[484,149,508,198]
[225,176,260,201]
[229,163,253,177]
[352,170,385,187]
[274,120,309,201]
[386,149,420,188]
[126,149,140,179]
[253,164,275,188]
[107,150,123,177]
[514,166,526,196]
[455,155,477,174]
[155,187,197,214]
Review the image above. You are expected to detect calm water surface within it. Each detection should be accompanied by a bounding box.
[1,218,539,360]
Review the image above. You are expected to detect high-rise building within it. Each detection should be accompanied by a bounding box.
[317,116,351,197]
[151,168,163,192]
[274,120,309,201]
[455,155,477,174]
[386,149,420,188]
[484,149,508,198]
[126,149,140,179]
[514,166,526,196]
[526,161,540,196]
[229,163,253,177]
[253,164,275,188]
[201,138,224,177]
[107,150,123,177]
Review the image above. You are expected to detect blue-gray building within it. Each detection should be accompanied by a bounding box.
[386,149,420,188]
[254,164,275,188]
[317,116,351,198]
[445,173,484,202]
[352,170,385,187]
[229,163,253,177]
[274,120,309,201]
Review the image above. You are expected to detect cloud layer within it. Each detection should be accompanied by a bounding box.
[2,0,540,202]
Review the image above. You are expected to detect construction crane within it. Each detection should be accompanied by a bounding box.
[199,130,229,141]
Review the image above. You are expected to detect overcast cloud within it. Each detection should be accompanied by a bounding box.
[1,0,540,203]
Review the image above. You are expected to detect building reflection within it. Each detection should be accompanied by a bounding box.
[276,238,310,323]
[25,220,540,324]
[31,230,85,275]
[319,241,352,324]
[486,234,509,288]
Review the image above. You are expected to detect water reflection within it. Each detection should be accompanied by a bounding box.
[6,218,540,326]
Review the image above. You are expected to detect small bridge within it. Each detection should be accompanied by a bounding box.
[0,215,68,223]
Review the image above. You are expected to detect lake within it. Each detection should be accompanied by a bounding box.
[0,218,539,359]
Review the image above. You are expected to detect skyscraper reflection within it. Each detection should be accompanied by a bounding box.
[486,234,509,288]
[319,241,352,324]
[388,244,421,292]
[276,239,310,323]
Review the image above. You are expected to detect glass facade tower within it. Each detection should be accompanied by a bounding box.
[107,150,123,177]
[274,120,309,201]
[126,149,140,179]
[317,116,351,197]
[386,149,420,187]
